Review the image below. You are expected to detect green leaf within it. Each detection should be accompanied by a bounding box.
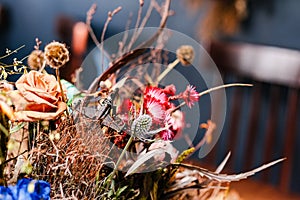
[10,122,26,134]
[115,185,128,197]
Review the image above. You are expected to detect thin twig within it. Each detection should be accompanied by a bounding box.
[117,13,133,56]
[86,4,101,47]
[87,0,171,93]
[101,6,122,72]
[0,45,25,60]
[126,3,144,52]
[198,83,253,97]
[156,58,180,83]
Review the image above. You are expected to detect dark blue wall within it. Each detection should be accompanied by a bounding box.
[230,0,300,50]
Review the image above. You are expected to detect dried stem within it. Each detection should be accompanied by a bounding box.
[172,83,253,112]
[86,4,101,47]
[87,0,171,93]
[117,13,133,56]
[198,83,253,97]
[107,135,134,190]
[101,6,122,72]
[0,45,25,60]
[56,68,69,116]
[156,58,180,83]
[126,3,144,52]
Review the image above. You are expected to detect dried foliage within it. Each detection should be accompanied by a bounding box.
[0,1,284,199]
[30,117,112,199]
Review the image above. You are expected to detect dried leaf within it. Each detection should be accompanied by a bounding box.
[0,100,15,120]
[111,77,128,91]
[174,158,286,182]
[125,148,165,177]
[215,152,231,173]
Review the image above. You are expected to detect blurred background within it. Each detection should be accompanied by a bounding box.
[1,0,300,198]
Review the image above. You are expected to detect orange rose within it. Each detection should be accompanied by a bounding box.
[15,71,62,112]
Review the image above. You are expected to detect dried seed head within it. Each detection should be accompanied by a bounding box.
[131,114,152,139]
[44,41,69,68]
[100,79,112,89]
[27,50,45,70]
[176,45,194,66]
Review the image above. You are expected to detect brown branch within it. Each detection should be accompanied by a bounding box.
[87,0,171,93]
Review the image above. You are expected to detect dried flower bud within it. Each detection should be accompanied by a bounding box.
[27,50,45,70]
[176,45,194,66]
[44,41,69,68]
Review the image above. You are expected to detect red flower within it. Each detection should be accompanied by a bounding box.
[159,129,175,141]
[143,86,171,123]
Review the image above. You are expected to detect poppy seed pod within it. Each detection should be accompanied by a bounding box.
[176,45,194,66]
[27,50,45,70]
[44,41,69,69]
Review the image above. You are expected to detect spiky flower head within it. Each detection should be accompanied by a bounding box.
[44,41,69,69]
[176,45,194,66]
[131,114,152,139]
[182,85,199,108]
[27,50,45,70]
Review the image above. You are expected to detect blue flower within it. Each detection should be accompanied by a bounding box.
[0,178,50,200]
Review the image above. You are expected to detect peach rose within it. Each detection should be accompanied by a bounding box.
[15,71,62,112]
[6,71,67,122]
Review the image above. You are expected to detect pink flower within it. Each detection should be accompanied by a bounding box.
[117,98,133,123]
[182,85,199,108]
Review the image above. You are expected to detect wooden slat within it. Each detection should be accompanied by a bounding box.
[206,72,229,165]
[262,86,281,181]
[227,86,243,170]
[280,88,299,192]
[209,40,300,192]
[243,82,262,169]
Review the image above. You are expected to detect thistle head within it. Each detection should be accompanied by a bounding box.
[131,114,152,139]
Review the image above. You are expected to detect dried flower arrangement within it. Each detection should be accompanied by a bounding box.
[0,1,284,199]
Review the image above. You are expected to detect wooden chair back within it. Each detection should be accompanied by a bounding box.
[208,40,300,193]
